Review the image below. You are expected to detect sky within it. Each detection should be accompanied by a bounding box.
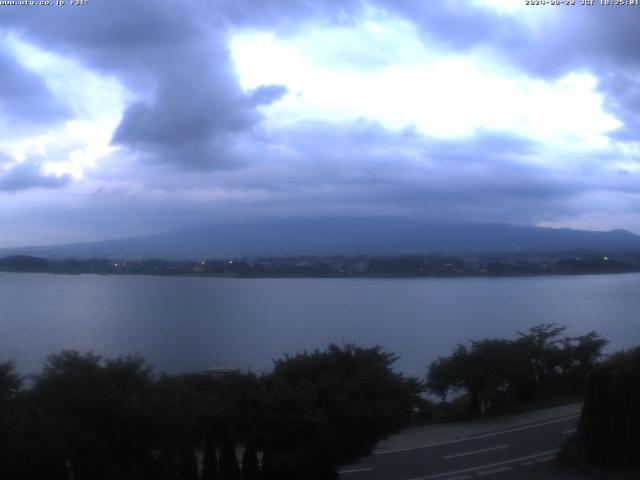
[0,0,639,247]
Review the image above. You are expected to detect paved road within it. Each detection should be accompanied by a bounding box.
[339,409,581,480]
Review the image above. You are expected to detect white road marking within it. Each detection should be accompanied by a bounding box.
[338,467,372,474]
[406,449,560,480]
[443,444,508,460]
[561,428,577,435]
[477,466,513,476]
[375,415,579,455]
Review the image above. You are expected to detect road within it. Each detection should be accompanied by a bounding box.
[339,409,581,480]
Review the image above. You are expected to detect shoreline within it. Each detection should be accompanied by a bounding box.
[1,269,639,280]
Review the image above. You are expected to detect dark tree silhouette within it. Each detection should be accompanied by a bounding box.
[202,437,219,480]
[27,351,156,479]
[0,361,22,478]
[427,340,520,414]
[146,375,202,479]
[560,331,608,386]
[241,444,260,480]
[261,344,420,479]
[428,325,608,414]
[565,347,640,469]
[1,344,419,479]
[0,361,20,403]
[219,436,241,480]
[189,370,265,479]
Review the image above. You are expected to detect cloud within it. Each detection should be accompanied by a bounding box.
[366,2,632,77]
[101,120,594,225]
[249,84,289,106]
[0,0,374,172]
[1,0,640,246]
[0,50,69,124]
[217,0,365,30]
[0,152,11,167]
[2,118,638,246]
[1,1,264,169]
[376,0,521,52]
[368,2,640,141]
[0,157,71,192]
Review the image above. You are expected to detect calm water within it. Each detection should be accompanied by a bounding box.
[1,272,639,377]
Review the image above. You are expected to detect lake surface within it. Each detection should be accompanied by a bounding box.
[1,272,639,377]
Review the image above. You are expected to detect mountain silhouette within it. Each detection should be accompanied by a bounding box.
[3,219,640,259]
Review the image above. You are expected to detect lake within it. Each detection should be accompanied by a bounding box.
[1,272,639,377]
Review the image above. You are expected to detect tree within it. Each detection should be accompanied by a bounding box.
[241,444,260,480]
[427,340,521,414]
[0,361,20,404]
[427,344,468,400]
[261,344,420,479]
[27,351,157,480]
[201,437,219,480]
[560,331,608,388]
[189,371,265,479]
[515,323,567,396]
[566,347,640,469]
[428,325,608,415]
[0,255,50,272]
[516,324,607,397]
[145,374,202,480]
[2,344,425,479]
[219,436,240,480]
[0,361,22,477]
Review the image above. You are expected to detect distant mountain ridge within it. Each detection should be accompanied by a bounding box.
[2,219,640,260]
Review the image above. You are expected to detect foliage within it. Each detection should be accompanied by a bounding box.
[427,324,607,414]
[0,361,22,478]
[0,360,21,404]
[241,445,260,480]
[26,351,156,479]
[0,331,613,478]
[570,347,640,469]
[0,344,419,479]
[0,255,50,272]
[261,344,421,478]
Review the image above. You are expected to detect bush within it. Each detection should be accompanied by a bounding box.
[572,347,640,469]
[427,324,607,415]
[0,344,421,479]
[261,344,422,478]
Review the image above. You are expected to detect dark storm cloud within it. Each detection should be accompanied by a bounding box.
[2,0,637,170]
[221,0,640,83]
[108,39,260,169]
[1,0,638,244]
[368,2,636,76]
[0,0,293,169]
[0,51,68,124]
[5,117,631,244]
[217,0,365,30]
[0,0,533,169]
[496,8,640,140]
[249,85,289,106]
[421,131,537,165]
[190,120,589,224]
[224,1,640,145]
[377,1,517,51]
[72,131,572,237]
[0,158,71,192]
[0,1,200,67]
[369,2,640,140]
[598,67,640,141]
[513,6,640,75]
